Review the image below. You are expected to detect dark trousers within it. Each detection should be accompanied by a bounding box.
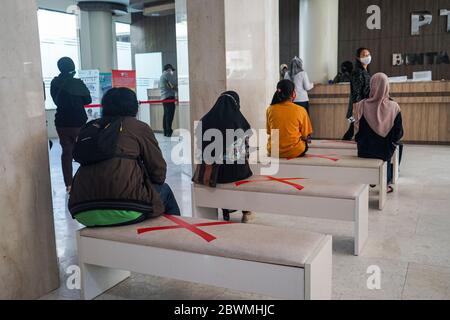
[342,122,355,141]
[299,143,309,158]
[163,96,176,136]
[294,101,310,115]
[387,160,393,185]
[153,183,181,216]
[56,127,81,187]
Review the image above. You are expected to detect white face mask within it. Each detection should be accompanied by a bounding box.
[360,55,372,66]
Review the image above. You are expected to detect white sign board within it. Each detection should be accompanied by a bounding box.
[78,69,101,104]
[389,76,408,83]
[412,71,432,81]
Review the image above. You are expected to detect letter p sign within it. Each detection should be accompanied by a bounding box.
[411,12,433,35]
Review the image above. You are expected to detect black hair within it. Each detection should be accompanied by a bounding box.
[355,47,370,70]
[341,61,354,74]
[101,87,139,117]
[271,79,295,105]
[57,57,75,74]
[163,64,175,71]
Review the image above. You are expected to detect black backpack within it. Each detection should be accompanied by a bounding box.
[73,117,123,166]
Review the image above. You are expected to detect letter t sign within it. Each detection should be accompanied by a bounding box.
[441,9,450,32]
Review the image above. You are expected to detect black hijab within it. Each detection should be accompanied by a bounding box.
[52,57,90,97]
[200,91,251,153]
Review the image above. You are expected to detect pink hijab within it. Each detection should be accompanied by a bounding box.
[354,73,401,138]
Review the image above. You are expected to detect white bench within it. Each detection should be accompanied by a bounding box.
[193,176,368,255]
[77,215,332,300]
[253,154,387,210]
[308,140,400,184]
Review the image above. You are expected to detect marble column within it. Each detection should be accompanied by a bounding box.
[175,0,191,131]
[299,0,339,83]
[0,0,59,299]
[78,2,118,72]
[186,0,279,131]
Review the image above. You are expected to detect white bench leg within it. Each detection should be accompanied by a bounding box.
[379,162,387,210]
[80,263,130,300]
[191,185,219,220]
[392,147,400,185]
[305,235,332,300]
[193,206,219,220]
[354,185,369,256]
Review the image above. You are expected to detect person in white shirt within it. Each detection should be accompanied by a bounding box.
[284,57,314,114]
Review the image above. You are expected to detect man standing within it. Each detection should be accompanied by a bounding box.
[51,57,92,193]
[159,64,177,137]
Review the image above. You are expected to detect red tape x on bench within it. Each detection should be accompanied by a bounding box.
[137,214,236,243]
[235,176,307,191]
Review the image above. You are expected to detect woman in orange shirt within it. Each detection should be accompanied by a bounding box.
[267,79,313,159]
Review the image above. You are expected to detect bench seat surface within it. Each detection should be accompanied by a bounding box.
[206,176,366,200]
[309,140,357,150]
[274,154,383,168]
[80,216,326,268]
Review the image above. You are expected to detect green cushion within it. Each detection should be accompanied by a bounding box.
[75,210,143,227]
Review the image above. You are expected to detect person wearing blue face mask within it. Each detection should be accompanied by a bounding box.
[342,47,372,141]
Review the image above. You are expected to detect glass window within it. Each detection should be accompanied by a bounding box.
[116,22,132,70]
[38,9,80,110]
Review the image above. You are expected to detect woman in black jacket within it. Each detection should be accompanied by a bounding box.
[343,47,372,140]
[199,91,254,223]
[51,57,92,193]
[354,73,404,193]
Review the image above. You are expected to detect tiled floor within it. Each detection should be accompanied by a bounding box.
[40,138,450,300]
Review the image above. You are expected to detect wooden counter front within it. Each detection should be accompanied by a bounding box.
[309,81,450,144]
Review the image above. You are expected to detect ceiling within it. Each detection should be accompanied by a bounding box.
[129,0,174,10]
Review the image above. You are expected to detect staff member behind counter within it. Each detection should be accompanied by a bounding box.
[343,47,372,141]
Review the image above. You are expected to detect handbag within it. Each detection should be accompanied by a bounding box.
[192,163,220,188]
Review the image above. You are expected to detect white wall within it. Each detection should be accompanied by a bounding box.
[299,0,339,83]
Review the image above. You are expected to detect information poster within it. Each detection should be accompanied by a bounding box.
[100,72,113,97]
[112,70,137,91]
[78,69,101,104]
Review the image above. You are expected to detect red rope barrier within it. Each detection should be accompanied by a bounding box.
[85,99,179,109]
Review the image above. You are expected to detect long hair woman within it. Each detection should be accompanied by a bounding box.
[267,79,313,159]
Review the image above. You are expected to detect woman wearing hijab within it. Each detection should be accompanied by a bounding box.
[284,57,314,114]
[353,73,404,193]
[343,47,372,140]
[51,57,92,193]
[280,64,289,80]
[199,91,254,223]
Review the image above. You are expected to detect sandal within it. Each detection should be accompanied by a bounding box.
[387,186,394,194]
[241,211,255,224]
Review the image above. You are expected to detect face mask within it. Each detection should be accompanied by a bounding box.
[360,56,372,66]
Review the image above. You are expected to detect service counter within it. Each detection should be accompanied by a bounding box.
[309,81,450,144]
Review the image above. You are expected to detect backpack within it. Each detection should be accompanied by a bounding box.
[73,117,123,166]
